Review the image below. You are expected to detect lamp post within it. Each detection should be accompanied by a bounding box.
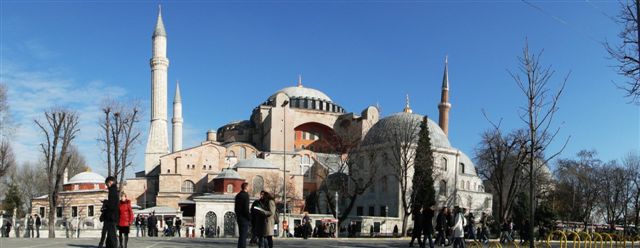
[454,150,460,206]
[335,191,339,238]
[281,99,289,238]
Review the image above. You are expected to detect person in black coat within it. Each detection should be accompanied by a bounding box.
[422,205,435,248]
[234,182,250,248]
[410,206,424,247]
[435,207,448,247]
[103,176,119,248]
[148,212,157,237]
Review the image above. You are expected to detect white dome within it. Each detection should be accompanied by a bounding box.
[66,171,105,185]
[362,112,451,148]
[269,86,333,102]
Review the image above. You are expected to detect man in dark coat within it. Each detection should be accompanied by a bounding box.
[410,206,423,247]
[422,205,435,248]
[103,176,119,248]
[435,207,448,247]
[234,182,250,248]
[148,212,157,237]
[35,214,41,238]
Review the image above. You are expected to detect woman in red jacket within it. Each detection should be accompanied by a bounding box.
[118,192,134,248]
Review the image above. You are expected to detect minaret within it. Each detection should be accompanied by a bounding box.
[145,5,170,174]
[172,81,183,152]
[403,94,412,113]
[438,56,451,136]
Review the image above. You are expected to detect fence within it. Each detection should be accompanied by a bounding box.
[466,230,640,248]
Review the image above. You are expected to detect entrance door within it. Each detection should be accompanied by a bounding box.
[224,212,237,237]
[205,211,217,238]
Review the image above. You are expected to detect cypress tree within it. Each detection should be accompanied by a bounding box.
[412,116,437,208]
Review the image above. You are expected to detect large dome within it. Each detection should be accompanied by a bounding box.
[362,112,451,148]
[269,86,333,102]
[66,171,105,185]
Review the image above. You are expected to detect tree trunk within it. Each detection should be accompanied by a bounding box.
[48,190,56,238]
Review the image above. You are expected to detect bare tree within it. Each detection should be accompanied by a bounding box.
[475,123,528,222]
[554,150,601,228]
[624,151,640,226]
[510,42,569,248]
[16,161,48,214]
[599,160,629,229]
[34,108,80,238]
[67,146,89,178]
[605,0,640,103]
[98,100,142,191]
[0,84,15,179]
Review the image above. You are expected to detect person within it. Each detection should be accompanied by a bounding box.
[118,192,134,248]
[98,199,109,248]
[466,211,476,241]
[520,219,530,245]
[435,207,447,247]
[141,215,147,237]
[200,225,205,238]
[235,182,250,248]
[76,217,81,238]
[393,224,398,237]
[302,213,311,239]
[250,198,262,245]
[148,212,157,237]
[500,219,512,244]
[5,220,11,238]
[135,214,141,237]
[103,176,119,248]
[35,214,41,238]
[410,206,423,247]
[262,191,276,248]
[422,205,435,248]
[216,226,220,237]
[252,191,268,248]
[165,217,174,236]
[452,207,466,248]
[175,217,182,238]
[480,212,489,244]
[27,215,34,238]
[445,208,454,246]
[64,216,70,238]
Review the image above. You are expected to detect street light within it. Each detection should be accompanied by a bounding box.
[281,99,289,238]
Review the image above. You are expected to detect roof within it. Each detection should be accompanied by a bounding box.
[269,86,332,102]
[153,7,166,37]
[214,168,244,180]
[66,171,106,185]
[233,158,277,169]
[135,205,181,215]
[362,112,451,148]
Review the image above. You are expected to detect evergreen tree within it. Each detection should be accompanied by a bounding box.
[2,179,23,216]
[412,116,437,208]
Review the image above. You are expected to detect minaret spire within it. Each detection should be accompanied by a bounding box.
[438,56,452,136]
[403,94,412,113]
[297,74,303,87]
[172,80,183,152]
[145,6,170,174]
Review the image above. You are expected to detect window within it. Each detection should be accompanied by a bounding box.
[229,151,236,157]
[380,206,387,217]
[56,207,63,218]
[461,163,465,174]
[39,207,45,217]
[72,206,78,217]
[357,207,364,216]
[239,147,246,160]
[439,180,447,196]
[227,184,234,193]
[203,165,206,170]
[209,165,212,170]
[368,206,375,216]
[88,205,94,217]
[441,157,448,171]
[182,180,195,193]
[460,180,465,189]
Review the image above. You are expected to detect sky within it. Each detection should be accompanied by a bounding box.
[1,0,638,177]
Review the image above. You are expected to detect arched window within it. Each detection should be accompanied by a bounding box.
[203,165,206,170]
[226,184,234,193]
[229,151,236,157]
[208,165,212,170]
[181,180,195,193]
[252,176,264,197]
[239,147,246,160]
[461,163,465,174]
[439,180,447,196]
[460,180,465,189]
[441,157,448,171]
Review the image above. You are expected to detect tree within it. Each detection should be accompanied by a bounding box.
[510,41,569,248]
[67,146,89,178]
[475,124,528,222]
[0,83,15,179]
[98,100,142,191]
[624,151,640,226]
[34,109,80,238]
[2,178,23,217]
[605,0,640,103]
[554,150,600,228]
[15,161,48,215]
[412,116,437,209]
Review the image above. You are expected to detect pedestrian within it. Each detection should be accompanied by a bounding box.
[520,219,530,245]
[261,191,276,248]
[102,176,119,248]
[302,213,311,239]
[76,217,81,238]
[35,214,41,238]
[200,225,205,238]
[235,182,250,248]
[480,212,489,244]
[118,192,134,248]
[6,220,11,238]
[410,206,423,247]
[141,215,147,237]
[64,217,70,238]
[175,217,182,238]
[135,214,141,237]
[422,205,436,248]
[250,198,261,245]
[435,207,447,247]
[27,215,34,238]
[452,207,466,248]
[98,199,109,248]
[446,208,454,246]
[500,219,512,244]
[148,212,157,237]
[466,212,475,241]
[252,192,268,248]
[216,226,220,238]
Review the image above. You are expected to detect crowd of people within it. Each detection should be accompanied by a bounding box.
[408,205,493,248]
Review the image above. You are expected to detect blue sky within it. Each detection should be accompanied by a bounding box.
[1,1,638,177]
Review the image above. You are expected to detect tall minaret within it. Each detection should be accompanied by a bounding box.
[438,56,451,136]
[172,81,183,152]
[145,5,170,174]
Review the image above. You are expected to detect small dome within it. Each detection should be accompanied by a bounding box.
[269,86,333,102]
[66,171,105,185]
[362,112,451,148]
[214,168,244,180]
[233,158,277,169]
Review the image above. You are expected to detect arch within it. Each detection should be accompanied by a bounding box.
[294,122,339,152]
[252,176,264,197]
[227,184,234,193]
[181,180,195,193]
[224,212,237,237]
[439,180,447,196]
[229,151,236,157]
[441,157,448,171]
[205,211,217,238]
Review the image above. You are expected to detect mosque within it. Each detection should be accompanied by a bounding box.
[120,7,492,237]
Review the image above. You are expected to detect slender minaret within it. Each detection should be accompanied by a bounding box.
[403,94,412,113]
[145,5,170,174]
[438,56,451,136]
[172,81,183,152]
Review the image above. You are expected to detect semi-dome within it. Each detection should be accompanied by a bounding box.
[66,171,106,185]
[233,158,277,169]
[362,112,451,148]
[269,86,333,102]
